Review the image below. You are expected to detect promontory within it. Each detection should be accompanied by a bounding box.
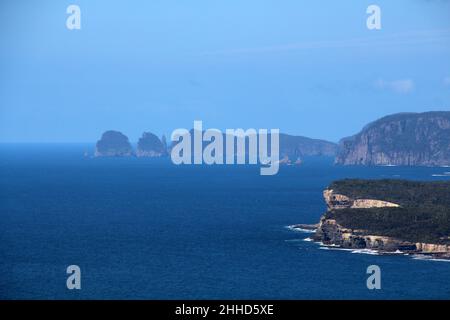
[295,179,450,259]
[336,111,450,166]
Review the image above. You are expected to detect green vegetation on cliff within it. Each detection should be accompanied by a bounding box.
[326,179,450,244]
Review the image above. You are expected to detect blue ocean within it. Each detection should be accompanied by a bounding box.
[1,144,449,299]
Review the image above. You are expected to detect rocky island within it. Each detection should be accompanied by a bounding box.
[294,179,450,259]
[136,132,167,157]
[95,130,133,157]
[335,111,450,166]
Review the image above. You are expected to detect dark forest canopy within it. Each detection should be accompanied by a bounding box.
[326,179,450,244]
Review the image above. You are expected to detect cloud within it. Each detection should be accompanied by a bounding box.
[374,79,415,94]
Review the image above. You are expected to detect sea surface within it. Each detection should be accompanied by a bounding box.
[0,144,449,299]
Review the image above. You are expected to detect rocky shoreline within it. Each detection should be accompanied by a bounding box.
[291,186,450,260]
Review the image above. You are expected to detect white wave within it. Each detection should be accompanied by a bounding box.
[412,254,450,262]
[351,249,380,255]
[427,259,450,263]
[295,228,317,233]
[307,239,450,262]
[323,243,339,247]
[286,225,316,233]
[320,247,356,252]
[318,244,355,252]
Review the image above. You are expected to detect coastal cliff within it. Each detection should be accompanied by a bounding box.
[335,111,450,166]
[304,180,450,259]
[169,130,338,165]
[279,134,337,164]
[322,189,399,210]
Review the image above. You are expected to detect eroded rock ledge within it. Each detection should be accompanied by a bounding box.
[323,189,399,210]
[295,183,450,259]
[313,217,450,257]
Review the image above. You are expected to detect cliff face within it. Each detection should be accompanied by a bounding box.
[95,131,133,157]
[279,134,337,163]
[314,216,450,256]
[323,189,399,210]
[314,189,415,251]
[314,217,418,251]
[335,111,450,166]
[312,186,450,258]
[169,130,337,164]
[136,132,167,157]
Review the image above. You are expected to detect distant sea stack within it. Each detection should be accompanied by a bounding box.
[95,130,133,157]
[136,132,168,157]
[335,111,450,166]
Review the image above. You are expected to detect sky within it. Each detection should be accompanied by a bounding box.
[1,0,450,143]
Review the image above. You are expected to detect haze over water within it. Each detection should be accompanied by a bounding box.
[1,145,449,299]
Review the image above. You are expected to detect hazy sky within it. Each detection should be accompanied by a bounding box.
[1,0,450,142]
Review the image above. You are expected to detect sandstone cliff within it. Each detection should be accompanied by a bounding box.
[322,189,399,210]
[308,182,450,259]
[314,216,450,258]
[335,111,450,166]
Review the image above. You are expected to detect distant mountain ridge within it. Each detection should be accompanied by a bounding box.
[335,111,450,166]
[95,111,450,166]
[95,130,338,161]
[279,133,337,162]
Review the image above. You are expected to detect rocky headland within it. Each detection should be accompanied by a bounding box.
[293,179,450,259]
[335,111,450,166]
